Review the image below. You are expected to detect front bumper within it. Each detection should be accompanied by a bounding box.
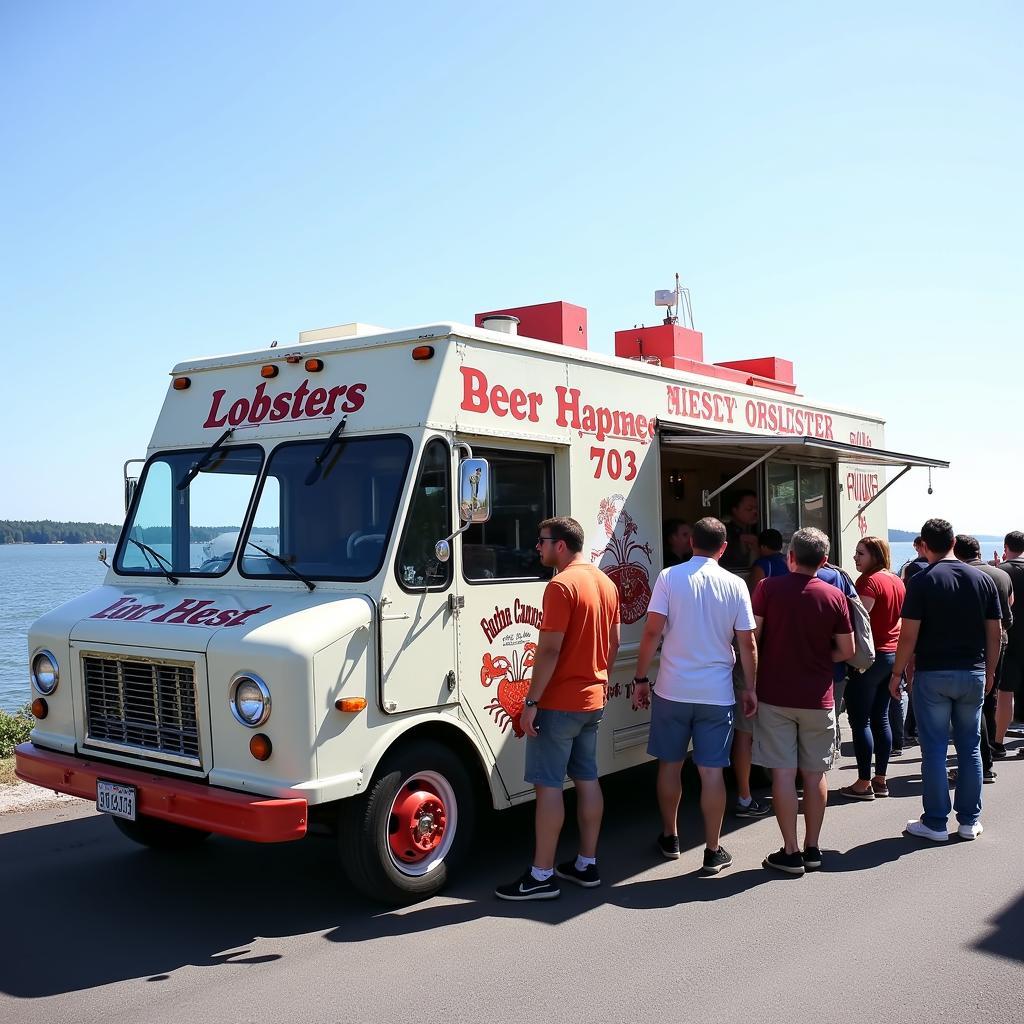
[14,742,308,843]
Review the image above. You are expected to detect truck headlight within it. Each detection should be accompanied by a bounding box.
[31,650,59,695]
[229,674,271,727]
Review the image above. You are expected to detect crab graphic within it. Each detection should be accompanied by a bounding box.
[593,495,653,624]
[481,643,536,738]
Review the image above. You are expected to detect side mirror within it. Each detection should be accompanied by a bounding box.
[124,477,138,512]
[98,547,109,566]
[458,459,491,524]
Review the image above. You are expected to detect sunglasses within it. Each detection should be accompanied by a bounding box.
[536,536,557,545]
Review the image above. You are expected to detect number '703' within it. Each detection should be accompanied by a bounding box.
[589,446,637,481]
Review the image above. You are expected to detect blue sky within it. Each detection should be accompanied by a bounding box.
[1,3,1020,534]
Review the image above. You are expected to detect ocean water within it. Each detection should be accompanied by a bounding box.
[0,537,1006,713]
[0,545,108,713]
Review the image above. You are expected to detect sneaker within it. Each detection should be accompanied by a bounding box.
[891,748,904,757]
[495,869,560,901]
[985,770,998,783]
[991,743,1007,760]
[958,822,984,841]
[701,846,733,875]
[555,860,601,888]
[838,784,874,801]
[905,819,949,842]
[763,848,805,875]
[871,779,889,798]
[733,797,771,818]
[657,833,681,859]
[802,846,822,872]
[1016,748,1024,759]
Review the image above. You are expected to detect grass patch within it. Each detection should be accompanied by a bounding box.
[0,703,33,760]
[0,757,16,787]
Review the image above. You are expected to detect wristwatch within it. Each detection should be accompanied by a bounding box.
[524,699,539,708]
[633,676,650,685]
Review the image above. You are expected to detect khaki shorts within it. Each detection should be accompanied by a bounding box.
[732,667,754,734]
[752,702,836,772]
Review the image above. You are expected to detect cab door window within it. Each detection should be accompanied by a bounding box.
[765,462,833,540]
[396,438,452,591]
[462,449,553,582]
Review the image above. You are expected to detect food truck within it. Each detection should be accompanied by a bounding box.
[16,295,947,903]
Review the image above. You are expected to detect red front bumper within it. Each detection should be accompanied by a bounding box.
[14,742,307,843]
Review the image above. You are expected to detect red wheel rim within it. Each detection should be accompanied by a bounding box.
[388,780,448,864]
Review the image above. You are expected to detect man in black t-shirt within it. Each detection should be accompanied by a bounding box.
[889,519,1001,842]
[901,536,928,583]
[995,530,1024,756]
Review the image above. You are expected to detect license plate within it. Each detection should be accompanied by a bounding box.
[96,780,137,821]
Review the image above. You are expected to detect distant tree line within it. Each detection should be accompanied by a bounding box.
[0,521,275,545]
[0,520,122,544]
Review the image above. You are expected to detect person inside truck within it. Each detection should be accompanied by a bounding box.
[722,489,760,570]
[662,519,693,568]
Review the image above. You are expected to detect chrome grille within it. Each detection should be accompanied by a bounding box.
[83,653,201,766]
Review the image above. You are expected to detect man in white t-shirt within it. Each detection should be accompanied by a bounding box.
[632,516,758,874]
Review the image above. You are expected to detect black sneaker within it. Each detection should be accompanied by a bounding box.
[992,744,1007,760]
[763,848,805,875]
[495,869,560,901]
[985,770,998,783]
[701,846,733,874]
[734,797,771,818]
[657,833,681,859]
[555,859,601,888]
[802,846,823,872]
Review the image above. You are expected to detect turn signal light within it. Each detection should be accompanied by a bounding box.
[31,698,48,719]
[249,733,273,761]
[172,377,191,391]
[411,346,434,361]
[304,358,324,372]
[260,365,279,379]
[336,697,367,713]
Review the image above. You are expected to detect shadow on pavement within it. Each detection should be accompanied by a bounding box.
[974,889,1024,964]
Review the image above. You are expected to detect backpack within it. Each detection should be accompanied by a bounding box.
[824,562,876,671]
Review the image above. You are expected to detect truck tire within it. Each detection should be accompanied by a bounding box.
[112,813,212,850]
[338,740,477,905]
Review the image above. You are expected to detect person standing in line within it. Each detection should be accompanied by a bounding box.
[950,534,1011,784]
[747,528,789,591]
[839,536,905,800]
[994,531,1024,758]
[889,519,1001,842]
[631,517,758,875]
[495,517,620,901]
[752,528,854,875]
[663,518,693,568]
[815,559,859,753]
[901,536,928,582]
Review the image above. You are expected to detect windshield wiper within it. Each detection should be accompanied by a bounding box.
[177,428,235,491]
[305,416,347,485]
[245,541,316,592]
[126,537,179,584]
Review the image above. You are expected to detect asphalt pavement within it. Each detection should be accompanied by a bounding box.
[2,739,1022,1024]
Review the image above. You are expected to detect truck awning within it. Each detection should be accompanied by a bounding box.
[657,426,950,524]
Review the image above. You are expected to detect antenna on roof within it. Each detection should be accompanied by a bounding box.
[654,272,694,329]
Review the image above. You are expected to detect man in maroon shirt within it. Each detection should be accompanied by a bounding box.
[752,528,855,874]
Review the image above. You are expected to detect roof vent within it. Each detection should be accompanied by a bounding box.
[480,314,520,335]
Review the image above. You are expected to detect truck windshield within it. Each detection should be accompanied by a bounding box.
[240,434,412,582]
[114,445,265,577]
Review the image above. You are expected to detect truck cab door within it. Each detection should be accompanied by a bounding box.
[379,438,459,714]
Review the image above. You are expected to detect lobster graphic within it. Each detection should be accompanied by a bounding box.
[593,495,653,624]
[481,642,536,738]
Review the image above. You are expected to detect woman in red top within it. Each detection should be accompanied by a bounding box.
[839,536,907,800]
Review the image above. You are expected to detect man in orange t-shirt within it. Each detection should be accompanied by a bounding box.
[495,516,620,902]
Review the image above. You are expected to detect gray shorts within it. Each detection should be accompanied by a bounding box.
[647,693,734,767]
[524,708,604,788]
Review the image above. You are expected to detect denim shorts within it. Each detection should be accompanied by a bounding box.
[647,693,734,767]
[524,707,604,788]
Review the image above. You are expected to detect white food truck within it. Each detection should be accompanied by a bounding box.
[16,295,947,903]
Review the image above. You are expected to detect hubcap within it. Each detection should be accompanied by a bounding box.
[385,770,459,877]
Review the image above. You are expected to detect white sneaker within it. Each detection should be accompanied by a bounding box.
[958,822,984,841]
[905,820,949,842]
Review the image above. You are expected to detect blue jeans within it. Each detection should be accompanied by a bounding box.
[913,669,985,831]
[525,708,604,788]
[845,652,894,780]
